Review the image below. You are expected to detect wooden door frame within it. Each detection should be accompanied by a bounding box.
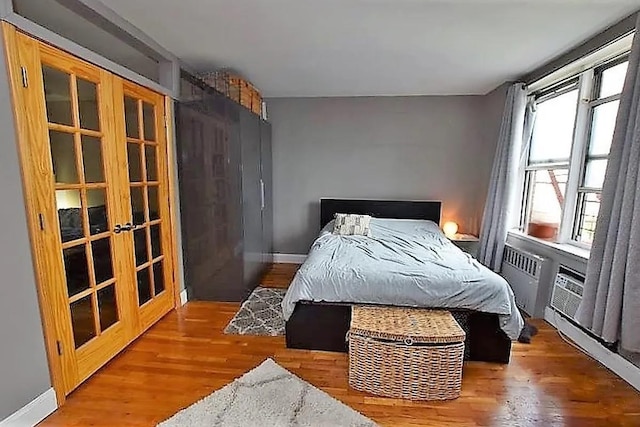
[1,22,182,404]
[164,96,183,309]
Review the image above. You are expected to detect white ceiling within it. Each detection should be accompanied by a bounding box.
[103,0,640,97]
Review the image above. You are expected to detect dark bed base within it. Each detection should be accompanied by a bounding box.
[285,302,512,364]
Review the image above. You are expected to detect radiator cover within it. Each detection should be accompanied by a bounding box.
[501,245,545,317]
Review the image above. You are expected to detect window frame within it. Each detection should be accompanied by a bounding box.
[520,78,580,236]
[520,53,629,249]
[570,56,627,247]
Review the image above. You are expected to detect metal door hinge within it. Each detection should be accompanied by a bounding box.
[38,213,45,231]
[56,341,62,356]
[20,66,28,88]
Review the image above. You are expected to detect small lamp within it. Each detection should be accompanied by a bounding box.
[443,221,458,238]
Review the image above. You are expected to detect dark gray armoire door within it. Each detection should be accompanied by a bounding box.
[260,120,273,264]
[240,108,263,292]
[176,76,244,301]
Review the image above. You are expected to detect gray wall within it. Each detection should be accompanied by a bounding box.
[0,30,52,420]
[522,11,638,84]
[268,93,506,254]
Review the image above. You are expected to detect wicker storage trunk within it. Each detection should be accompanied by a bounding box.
[348,306,466,401]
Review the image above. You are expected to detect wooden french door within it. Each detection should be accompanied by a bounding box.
[2,24,176,399]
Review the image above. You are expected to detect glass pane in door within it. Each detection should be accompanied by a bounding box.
[133,227,148,266]
[130,186,145,225]
[42,66,73,126]
[153,261,164,295]
[145,145,157,181]
[70,295,96,348]
[87,189,109,235]
[127,143,143,182]
[91,238,113,284]
[63,245,90,297]
[97,285,118,331]
[148,186,159,221]
[56,189,83,242]
[50,131,79,184]
[82,135,105,183]
[137,268,152,305]
[77,78,100,131]
[124,97,140,138]
[150,224,162,258]
[142,102,156,141]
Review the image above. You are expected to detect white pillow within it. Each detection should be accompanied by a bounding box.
[333,214,372,236]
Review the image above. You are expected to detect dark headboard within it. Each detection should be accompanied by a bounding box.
[320,199,442,228]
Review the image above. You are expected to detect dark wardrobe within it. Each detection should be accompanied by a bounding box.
[176,72,273,301]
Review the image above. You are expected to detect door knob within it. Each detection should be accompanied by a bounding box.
[114,222,134,233]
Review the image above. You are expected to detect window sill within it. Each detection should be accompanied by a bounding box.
[507,230,590,261]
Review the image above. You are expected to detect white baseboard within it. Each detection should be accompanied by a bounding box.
[544,306,640,391]
[0,388,57,427]
[272,253,307,264]
[179,288,188,306]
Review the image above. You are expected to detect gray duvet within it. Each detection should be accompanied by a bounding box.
[281,218,524,340]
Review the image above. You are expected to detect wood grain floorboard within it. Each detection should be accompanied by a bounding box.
[40,264,640,426]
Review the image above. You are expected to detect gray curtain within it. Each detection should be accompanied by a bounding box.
[576,20,640,353]
[478,83,527,271]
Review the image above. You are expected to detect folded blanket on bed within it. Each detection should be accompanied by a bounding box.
[282,218,524,340]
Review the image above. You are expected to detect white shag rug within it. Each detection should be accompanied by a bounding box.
[158,359,377,427]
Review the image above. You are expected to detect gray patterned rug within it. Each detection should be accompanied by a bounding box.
[224,287,287,336]
[158,359,377,427]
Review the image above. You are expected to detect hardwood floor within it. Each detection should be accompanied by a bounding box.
[40,264,640,427]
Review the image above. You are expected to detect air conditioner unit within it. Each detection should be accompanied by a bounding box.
[550,266,585,321]
[501,245,546,317]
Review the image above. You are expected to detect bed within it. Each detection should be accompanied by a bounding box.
[283,199,523,363]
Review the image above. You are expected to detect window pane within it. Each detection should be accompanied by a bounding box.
[526,168,568,240]
[584,159,608,189]
[589,100,619,156]
[599,61,628,99]
[530,90,579,163]
[575,192,601,245]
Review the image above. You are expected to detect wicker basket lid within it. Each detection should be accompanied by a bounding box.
[350,306,465,344]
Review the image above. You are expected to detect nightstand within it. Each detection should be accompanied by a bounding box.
[449,234,479,257]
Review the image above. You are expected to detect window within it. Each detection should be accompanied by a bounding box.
[521,56,628,247]
[573,59,627,245]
